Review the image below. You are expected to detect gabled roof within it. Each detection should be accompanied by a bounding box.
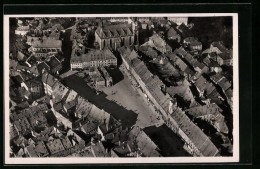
[96,24,133,39]
[81,121,97,134]
[219,51,232,60]
[167,27,180,38]
[218,77,231,91]
[211,41,227,53]
[71,48,116,63]
[41,72,58,87]
[91,141,110,157]
[46,56,61,69]
[32,39,62,49]
[170,109,219,156]
[46,139,65,154]
[35,141,49,157]
[195,76,216,96]
[185,104,223,117]
[64,99,77,110]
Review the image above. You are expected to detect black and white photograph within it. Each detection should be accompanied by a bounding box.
[4,13,239,164]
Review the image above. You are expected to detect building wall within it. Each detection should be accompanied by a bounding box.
[71,58,117,70]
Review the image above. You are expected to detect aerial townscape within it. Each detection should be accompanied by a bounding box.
[9,16,233,158]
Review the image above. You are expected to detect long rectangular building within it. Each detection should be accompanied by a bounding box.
[70,48,117,70]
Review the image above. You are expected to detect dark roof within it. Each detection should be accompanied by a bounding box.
[35,141,49,157]
[81,121,97,134]
[195,76,216,96]
[41,72,58,87]
[46,56,61,69]
[37,62,50,73]
[219,51,232,60]
[71,49,116,63]
[211,41,227,53]
[96,24,133,39]
[46,139,65,154]
[167,27,179,38]
[184,37,202,46]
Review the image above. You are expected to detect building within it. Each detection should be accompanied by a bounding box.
[183,37,202,53]
[128,126,161,157]
[30,39,62,55]
[95,23,135,50]
[146,33,172,54]
[91,141,110,157]
[88,67,106,88]
[46,139,65,156]
[24,141,49,157]
[119,48,218,156]
[13,117,32,135]
[63,99,77,115]
[21,79,43,99]
[46,56,63,74]
[98,66,113,87]
[166,85,197,108]
[168,17,188,25]
[41,72,58,95]
[203,41,232,66]
[107,17,132,23]
[217,51,233,66]
[70,49,117,70]
[185,104,228,134]
[80,121,97,135]
[15,25,30,36]
[167,27,181,42]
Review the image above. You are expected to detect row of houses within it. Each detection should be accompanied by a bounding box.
[117,46,219,156]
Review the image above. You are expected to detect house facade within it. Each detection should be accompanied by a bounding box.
[70,49,117,70]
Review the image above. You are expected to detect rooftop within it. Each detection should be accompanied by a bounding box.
[96,24,133,39]
[46,139,65,155]
[71,49,116,63]
[31,39,62,49]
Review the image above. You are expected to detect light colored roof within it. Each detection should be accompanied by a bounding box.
[32,39,62,49]
[71,48,116,63]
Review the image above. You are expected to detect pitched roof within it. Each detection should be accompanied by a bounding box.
[46,56,61,69]
[96,24,133,39]
[31,39,62,49]
[185,104,223,117]
[170,109,219,156]
[167,27,179,38]
[71,48,116,63]
[91,141,110,157]
[46,139,65,154]
[195,76,216,96]
[129,126,161,157]
[81,121,97,134]
[184,37,202,46]
[219,51,232,60]
[211,41,227,53]
[35,141,49,157]
[64,99,77,110]
[41,72,58,87]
